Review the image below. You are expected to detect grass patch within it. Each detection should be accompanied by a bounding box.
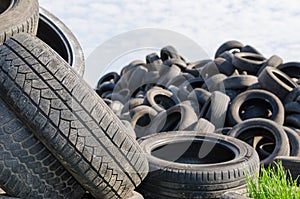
[246,161,299,199]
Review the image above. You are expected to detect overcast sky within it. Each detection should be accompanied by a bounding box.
[39,0,300,86]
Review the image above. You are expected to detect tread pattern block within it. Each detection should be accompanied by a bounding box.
[0,0,39,44]
[0,98,85,198]
[0,33,149,199]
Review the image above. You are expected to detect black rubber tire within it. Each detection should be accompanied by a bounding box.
[227,89,285,126]
[232,52,266,75]
[214,57,235,76]
[284,86,300,104]
[144,87,179,112]
[285,101,300,114]
[129,105,158,139]
[0,0,39,44]
[146,103,198,135]
[160,46,181,61]
[257,55,283,76]
[137,131,259,199]
[199,91,230,130]
[214,40,244,58]
[37,7,85,77]
[285,113,300,129]
[258,66,297,101]
[240,45,262,55]
[228,118,290,165]
[273,156,300,185]
[96,72,120,89]
[0,98,85,199]
[277,62,300,79]
[283,126,300,157]
[220,75,258,90]
[0,33,149,199]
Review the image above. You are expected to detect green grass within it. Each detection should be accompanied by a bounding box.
[246,161,300,199]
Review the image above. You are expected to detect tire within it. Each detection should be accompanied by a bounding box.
[144,87,179,112]
[258,66,297,101]
[228,118,290,165]
[227,89,285,126]
[146,103,198,135]
[240,45,262,55]
[137,131,259,199]
[199,91,230,130]
[214,40,244,58]
[214,57,235,76]
[277,62,300,79]
[0,33,149,199]
[257,55,283,76]
[232,52,266,75]
[129,105,158,139]
[37,7,85,77]
[0,98,85,199]
[273,156,300,185]
[283,126,300,157]
[220,75,258,90]
[0,0,39,44]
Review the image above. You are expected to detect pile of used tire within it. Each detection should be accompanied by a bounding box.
[96,41,300,197]
[1,1,299,199]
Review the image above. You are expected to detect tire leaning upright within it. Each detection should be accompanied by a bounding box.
[0,33,149,199]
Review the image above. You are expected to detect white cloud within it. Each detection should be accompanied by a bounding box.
[39,0,300,85]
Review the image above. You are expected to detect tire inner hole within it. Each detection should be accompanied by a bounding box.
[239,98,272,120]
[151,140,235,164]
[0,0,13,14]
[37,18,70,64]
[272,70,296,88]
[161,112,181,132]
[237,127,275,160]
[154,95,176,110]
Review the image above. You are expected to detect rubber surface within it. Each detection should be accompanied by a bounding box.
[37,7,85,77]
[0,0,39,44]
[0,98,85,199]
[0,33,149,199]
[137,131,259,199]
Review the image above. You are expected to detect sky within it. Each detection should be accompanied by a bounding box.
[39,0,300,86]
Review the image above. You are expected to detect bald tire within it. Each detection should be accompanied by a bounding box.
[0,33,149,199]
[0,0,39,44]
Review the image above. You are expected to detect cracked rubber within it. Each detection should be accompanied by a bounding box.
[0,33,149,199]
[0,98,85,199]
[0,0,39,44]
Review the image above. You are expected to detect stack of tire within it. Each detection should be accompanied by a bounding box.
[0,0,149,198]
[96,42,300,197]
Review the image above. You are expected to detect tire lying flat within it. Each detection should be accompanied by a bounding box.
[0,33,149,199]
[137,131,259,199]
[0,0,39,44]
[0,98,85,198]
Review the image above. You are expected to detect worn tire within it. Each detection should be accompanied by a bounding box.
[228,118,290,165]
[137,131,259,199]
[227,89,285,126]
[258,66,297,101]
[0,33,149,199]
[0,98,85,199]
[214,40,244,58]
[0,0,39,44]
[37,7,85,76]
